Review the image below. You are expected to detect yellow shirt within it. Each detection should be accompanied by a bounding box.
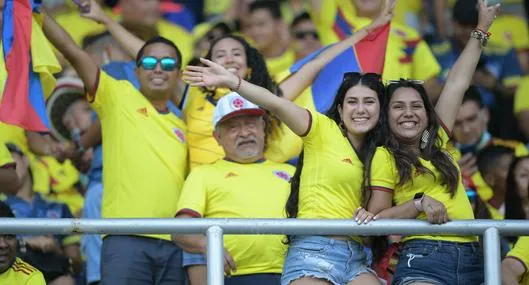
[54,10,108,47]
[265,49,296,81]
[507,236,529,285]
[0,143,14,168]
[297,111,363,241]
[370,129,476,243]
[176,159,293,275]
[90,71,188,240]
[0,258,45,285]
[184,87,307,169]
[489,15,529,51]
[515,76,529,115]
[311,0,440,82]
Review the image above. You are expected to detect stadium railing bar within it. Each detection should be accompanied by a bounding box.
[1,218,529,285]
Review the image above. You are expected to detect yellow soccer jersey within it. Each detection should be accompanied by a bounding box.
[370,128,476,243]
[176,159,294,276]
[0,143,14,169]
[515,76,529,115]
[506,236,529,285]
[296,111,363,235]
[489,15,529,52]
[0,258,45,285]
[89,70,188,240]
[310,0,440,82]
[184,87,307,169]
[265,49,296,81]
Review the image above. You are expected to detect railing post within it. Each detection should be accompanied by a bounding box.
[484,227,501,285]
[207,226,224,285]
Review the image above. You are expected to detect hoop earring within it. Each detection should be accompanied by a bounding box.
[420,129,430,150]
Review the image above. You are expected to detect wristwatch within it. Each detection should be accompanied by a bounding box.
[413,192,425,212]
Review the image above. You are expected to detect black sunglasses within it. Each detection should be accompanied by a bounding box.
[342,72,382,82]
[294,30,319,40]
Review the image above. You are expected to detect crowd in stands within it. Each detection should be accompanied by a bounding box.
[1,0,529,284]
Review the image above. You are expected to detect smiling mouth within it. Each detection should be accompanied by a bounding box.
[399,121,418,128]
[237,140,256,147]
[352,117,369,122]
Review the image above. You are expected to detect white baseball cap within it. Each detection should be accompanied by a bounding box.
[212,92,265,128]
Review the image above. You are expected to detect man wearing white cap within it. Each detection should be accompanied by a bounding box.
[172,92,294,285]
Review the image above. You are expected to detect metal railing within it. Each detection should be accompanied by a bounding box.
[1,218,529,285]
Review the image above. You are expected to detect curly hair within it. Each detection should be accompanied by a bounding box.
[205,34,283,142]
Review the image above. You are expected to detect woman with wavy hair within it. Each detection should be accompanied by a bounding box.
[182,3,394,284]
[365,1,499,284]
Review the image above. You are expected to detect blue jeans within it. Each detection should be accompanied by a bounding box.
[281,236,377,285]
[81,181,103,284]
[101,235,184,285]
[392,239,484,285]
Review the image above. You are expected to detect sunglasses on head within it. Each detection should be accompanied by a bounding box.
[138,56,179,71]
[342,72,382,82]
[294,30,319,40]
[387,79,425,85]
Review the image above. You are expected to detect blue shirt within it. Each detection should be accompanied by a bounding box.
[3,193,73,241]
[430,38,523,106]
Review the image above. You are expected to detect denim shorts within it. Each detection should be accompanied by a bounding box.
[281,236,378,285]
[182,251,207,267]
[392,239,484,285]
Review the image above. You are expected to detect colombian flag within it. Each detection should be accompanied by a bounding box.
[1,0,61,132]
[288,23,390,113]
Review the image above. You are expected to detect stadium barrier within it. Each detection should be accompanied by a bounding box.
[1,218,529,285]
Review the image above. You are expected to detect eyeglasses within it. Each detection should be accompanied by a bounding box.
[294,30,319,40]
[342,72,382,82]
[138,56,179,71]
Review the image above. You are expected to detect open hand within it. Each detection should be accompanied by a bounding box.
[183,58,239,90]
[369,0,396,30]
[476,0,501,32]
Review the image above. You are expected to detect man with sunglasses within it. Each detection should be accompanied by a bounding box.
[290,12,322,61]
[42,8,188,285]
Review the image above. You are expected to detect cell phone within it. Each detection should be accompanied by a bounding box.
[486,0,501,6]
[72,0,90,13]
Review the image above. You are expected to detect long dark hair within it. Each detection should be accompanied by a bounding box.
[285,73,385,223]
[368,79,459,196]
[505,156,529,220]
[205,34,282,142]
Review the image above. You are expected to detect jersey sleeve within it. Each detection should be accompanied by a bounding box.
[506,236,529,275]
[412,39,442,81]
[0,143,14,168]
[175,167,208,217]
[369,147,397,192]
[25,270,46,285]
[87,70,134,118]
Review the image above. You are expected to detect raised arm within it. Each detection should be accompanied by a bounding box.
[80,0,144,59]
[434,0,499,131]
[280,0,395,101]
[42,12,98,93]
[184,59,310,136]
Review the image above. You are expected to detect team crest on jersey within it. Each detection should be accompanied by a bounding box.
[231,97,245,110]
[173,128,186,143]
[273,170,291,182]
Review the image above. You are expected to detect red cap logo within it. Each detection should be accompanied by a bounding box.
[231,98,245,110]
